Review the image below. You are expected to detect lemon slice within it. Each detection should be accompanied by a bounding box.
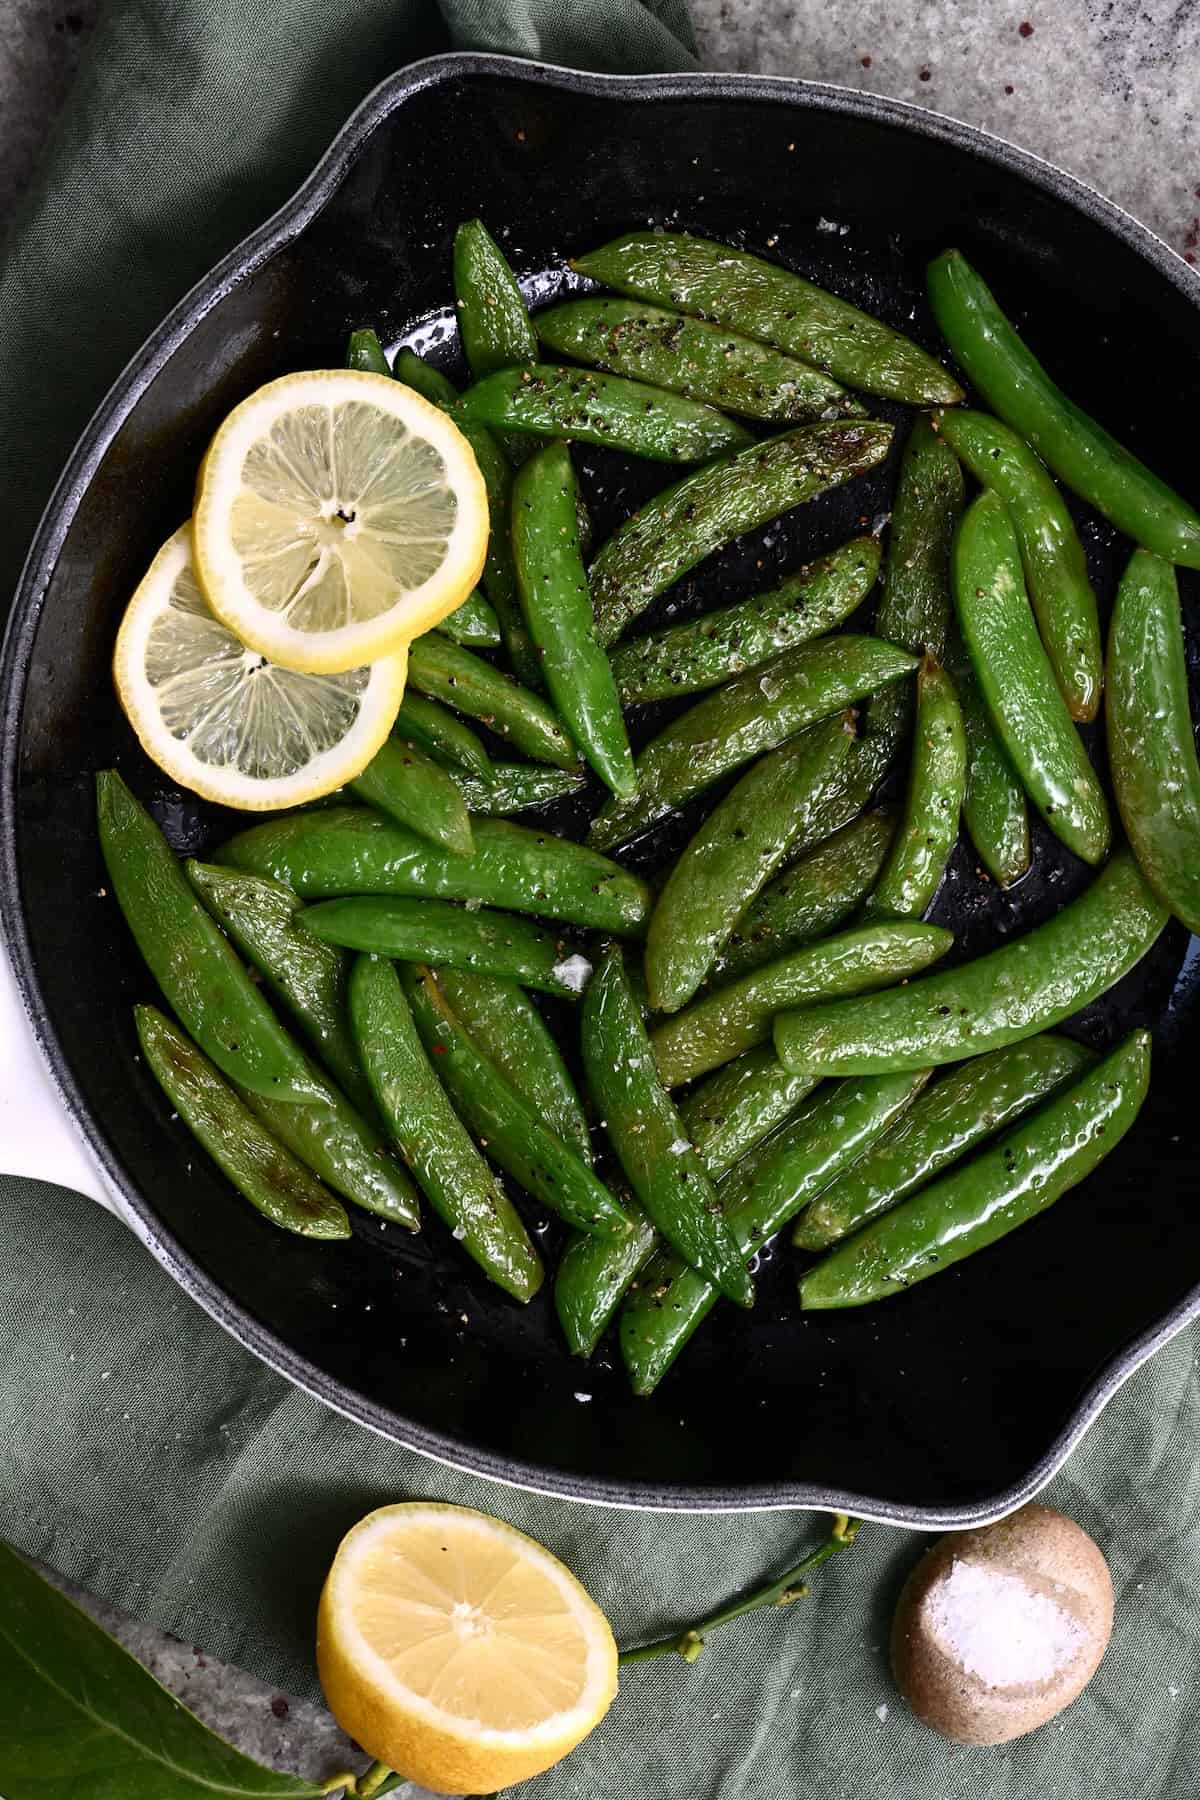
[113,527,407,810]
[193,369,488,674]
[317,1503,618,1795]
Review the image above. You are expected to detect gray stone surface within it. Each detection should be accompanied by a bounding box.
[1,0,1197,1789]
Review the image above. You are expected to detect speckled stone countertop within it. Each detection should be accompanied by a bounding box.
[2,0,1197,1788]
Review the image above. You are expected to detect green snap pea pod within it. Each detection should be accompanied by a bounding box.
[866,413,964,754]
[392,348,459,406]
[216,807,653,935]
[458,364,753,463]
[511,443,636,798]
[393,693,490,777]
[574,232,964,406]
[862,656,965,921]
[555,1051,819,1358]
[453,218,538,377]
[679,1049,821,1178]
[344,336,499,650]
[795,1033,1095,1251]
[297,896,591,999]
[391,348,542,688]
[97,770,322,1105]
[582,944,754,1308]
[135,1007,351,1240]
[402,965,627,1237]
[184,861,374,1118]
[946,631,1030,889]
[800,1029,1151,1309]
[1108,550,1200,932]
[349,735,474,858]
[555,1197,659,1360]
[349,954,542,1300]
[434,592,502,650]
[588,633,916,851]
[953,490,1110,865]
[646,714,856,1013]
[608,535,880,706]
[714,809,897,982]
[452,762,586,816]
[927,249,1200,568]
[590,420,894,647]
[536,296,864,423]
[621,1069,930,1394]
[769,729,897,874]
[345,328,391,375]
[774,846,1166,1076]
[435,967,593,1165]
[936,408,1101,723]
[407,636,578,771]
[652,921,953,1089]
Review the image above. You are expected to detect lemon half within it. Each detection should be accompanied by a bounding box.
[317,1503,618,1795]
[113,527,407,810]
[193,370,488,674]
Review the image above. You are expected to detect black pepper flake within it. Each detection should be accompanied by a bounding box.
[1018,19,1033,34]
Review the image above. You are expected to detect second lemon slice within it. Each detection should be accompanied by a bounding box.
[194,370,488,674]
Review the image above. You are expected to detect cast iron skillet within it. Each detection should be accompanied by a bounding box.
[5,54,1200,1525]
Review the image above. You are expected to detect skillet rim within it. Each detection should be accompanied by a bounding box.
[3,50,1198,1523]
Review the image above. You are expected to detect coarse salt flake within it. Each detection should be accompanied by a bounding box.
[552,953,592,994]
[925,1557,1085,1688]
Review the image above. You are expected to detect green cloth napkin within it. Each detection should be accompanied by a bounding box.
[1,4,1198,1796]
[4,1180,1198,1798]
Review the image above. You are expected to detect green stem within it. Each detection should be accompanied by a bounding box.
[616,1515,861,1666]
[358,1764,402,1797]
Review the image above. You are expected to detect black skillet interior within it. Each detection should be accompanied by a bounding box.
[7,58,1200,1520]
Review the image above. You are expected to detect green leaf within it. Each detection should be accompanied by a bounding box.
[0,1540,325,1798]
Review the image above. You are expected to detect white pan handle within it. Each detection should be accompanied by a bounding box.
[1,931,126,1216]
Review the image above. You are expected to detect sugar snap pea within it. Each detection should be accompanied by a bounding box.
[589,420,894,647]
[947,630,1030,889]
[453,218,538,377]
[679,1049,821,1179]
[393,693,490,777]
[297,896,591,998]
[349,735,474,857]
[216,807,653,935]
[511,443,635,797]
[459,364,753,462]
[953,490,1110,865]
[135,1006,351,1240]
[582,944,753,1308]
[575,232,964,405]
[652,920,953,1089]
[645,714,855,1013]
[863,656,965,921]
[402,965,627,1237]
[928,249,1200,568]
[774,846,1167,1076]
[1107,550,1200,933]
[800,1029,1151,1308]
[452,762,586,816]
[97,770,322,1105]
[588,634,917,851]
[391,343,542,688]
[234,1063,421,1229]
[621,1069,930,1394]
[434,967,593,1165]
[349,954,542,1301]
[936,408,1101,722]
[185,861,375,1117]
[866,413,964,754]
[608,535,881,706]
[536,296,864,422]
[344,332,500,649]
[795,1034,1095,1250]
[407,636,578,770]
[555,1050,818,1358]
[713,808,896,982]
